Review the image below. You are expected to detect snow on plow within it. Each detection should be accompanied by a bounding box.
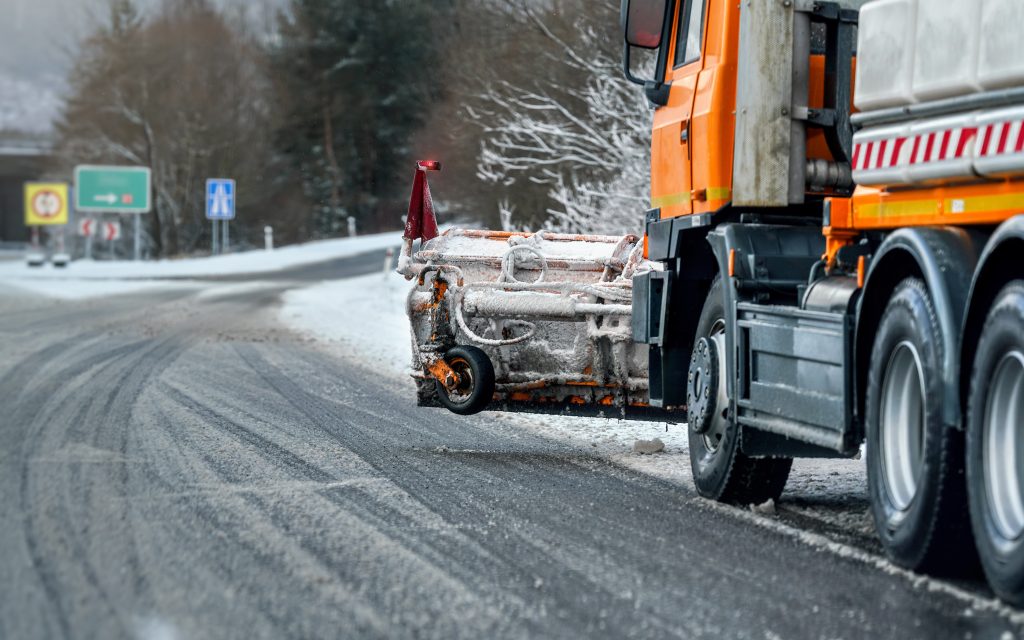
[399,162,659,418]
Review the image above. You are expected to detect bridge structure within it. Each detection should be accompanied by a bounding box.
[0,134,53,247]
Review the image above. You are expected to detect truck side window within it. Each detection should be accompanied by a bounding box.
[674,0,706,67]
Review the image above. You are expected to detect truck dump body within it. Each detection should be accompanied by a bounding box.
[835,0,1024,237]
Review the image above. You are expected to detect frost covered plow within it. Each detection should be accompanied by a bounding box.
[399,162,669,419]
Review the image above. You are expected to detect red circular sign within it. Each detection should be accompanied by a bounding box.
[31,190,64,218]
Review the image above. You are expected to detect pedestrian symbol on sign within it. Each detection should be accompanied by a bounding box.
[206,179,236,221]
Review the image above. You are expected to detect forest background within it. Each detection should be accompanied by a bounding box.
[44,0,651,256]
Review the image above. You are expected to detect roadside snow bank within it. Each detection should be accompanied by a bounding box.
[0,231,401,300]
[280,271,413,377]
[0,231,401,281]
[0,278,194,300]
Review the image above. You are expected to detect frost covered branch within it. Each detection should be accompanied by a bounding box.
[469,3,651,235]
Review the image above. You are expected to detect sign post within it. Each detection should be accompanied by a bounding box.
[134,215,141,261]
[74,166,151,261]
[206,178,236,255]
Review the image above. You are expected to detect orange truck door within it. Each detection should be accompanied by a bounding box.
[651,0,707,218]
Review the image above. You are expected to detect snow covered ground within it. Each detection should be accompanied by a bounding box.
[281,270,414,376]
[0,231,401,299]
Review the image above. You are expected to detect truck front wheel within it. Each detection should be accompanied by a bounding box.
[688,277,792,505]
[865,277,972,573]
[967,281,1024,605]
[434,345,495,416]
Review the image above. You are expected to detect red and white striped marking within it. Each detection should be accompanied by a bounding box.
[977,119,1024,158]
[852,116,1024,173]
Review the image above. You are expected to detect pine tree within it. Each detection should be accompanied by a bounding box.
[272,0,449,235]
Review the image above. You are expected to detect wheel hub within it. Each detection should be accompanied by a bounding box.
[446,357,474,401]
[879,341,926,512]
[983,350,1024,542]
[688,337,719,435]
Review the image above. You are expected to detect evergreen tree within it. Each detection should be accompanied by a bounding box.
[273,0,449,235]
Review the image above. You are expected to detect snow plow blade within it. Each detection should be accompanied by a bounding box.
[401,228,678,420]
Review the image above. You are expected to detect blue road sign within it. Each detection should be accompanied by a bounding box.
[206,178,236,220]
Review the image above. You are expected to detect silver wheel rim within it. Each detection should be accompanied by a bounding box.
[983,351,1024,542]
[702,320,729,453]
[879,341,925,512]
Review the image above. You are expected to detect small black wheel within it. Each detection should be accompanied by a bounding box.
[434,345,495,416]
[967,281,1024,605]
[865,277,973,573]
[688,277,792,505]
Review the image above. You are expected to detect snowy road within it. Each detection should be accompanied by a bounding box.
[0,266,1021,638]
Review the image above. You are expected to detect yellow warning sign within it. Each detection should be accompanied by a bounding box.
[24,182,69,226]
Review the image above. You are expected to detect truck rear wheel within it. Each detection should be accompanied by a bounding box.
[688,277,792,505]
[865,277,972,573]
[967,281,1024,605]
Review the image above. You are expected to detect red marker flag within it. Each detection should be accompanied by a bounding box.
[404,162,441,242]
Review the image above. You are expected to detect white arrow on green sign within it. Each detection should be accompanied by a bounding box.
[74,165,152,213]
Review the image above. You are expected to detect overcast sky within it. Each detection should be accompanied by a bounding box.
[0,0,285,134]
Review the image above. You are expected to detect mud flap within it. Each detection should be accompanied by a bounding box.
[735,301,859,455]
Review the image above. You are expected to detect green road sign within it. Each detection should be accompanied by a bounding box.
[74,165,152,213]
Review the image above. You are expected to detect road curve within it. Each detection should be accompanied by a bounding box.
[0,282,1019,639]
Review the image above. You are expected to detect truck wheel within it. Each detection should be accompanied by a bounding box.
[967,281,1024,605]
[688,277,792,504]
[434,345,495,416]
[865,278,972,573]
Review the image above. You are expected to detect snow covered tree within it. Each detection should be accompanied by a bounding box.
[467,1,652,236]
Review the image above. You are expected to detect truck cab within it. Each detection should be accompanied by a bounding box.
[625,0,862,220]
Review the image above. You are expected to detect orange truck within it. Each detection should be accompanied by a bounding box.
[402,0,1024,604]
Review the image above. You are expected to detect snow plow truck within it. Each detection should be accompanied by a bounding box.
[399,0,1024,605]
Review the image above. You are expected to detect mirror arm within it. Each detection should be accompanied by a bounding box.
[644,81,672,107]
[623,43,672,107]
[622,43,645,86]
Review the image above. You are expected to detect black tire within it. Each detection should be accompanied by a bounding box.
[865,277,973,573]
[434,345,495,416]
[688,277,793,504]
[966,281,1024,605]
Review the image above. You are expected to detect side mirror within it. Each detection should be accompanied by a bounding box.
[621,0,668,49]
[620,0,671,106]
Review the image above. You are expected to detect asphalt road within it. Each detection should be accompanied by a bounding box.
[0,271,1021,639]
